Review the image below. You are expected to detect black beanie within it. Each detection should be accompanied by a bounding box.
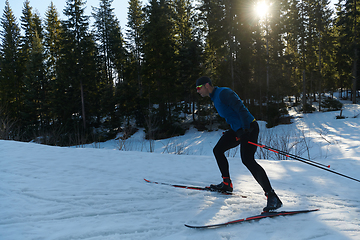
[196,76,212,86]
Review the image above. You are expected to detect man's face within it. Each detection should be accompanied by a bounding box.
[196,83,209,97]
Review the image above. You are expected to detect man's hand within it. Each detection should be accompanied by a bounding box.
[236,128,249,138]
[236,128,254,142]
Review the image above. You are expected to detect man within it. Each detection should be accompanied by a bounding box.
[196,76,282,212]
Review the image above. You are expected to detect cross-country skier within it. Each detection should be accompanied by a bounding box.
[195,76,282,212]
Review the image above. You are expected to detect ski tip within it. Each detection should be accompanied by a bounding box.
[261,208,320,214]
[185,209,320,229]
[184,224,209,229]
[301,208,320,212]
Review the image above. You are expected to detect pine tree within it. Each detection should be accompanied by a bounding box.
[267,0,288,102]
[44,2,62,85]
[198,0,226,80]
[336,0,360,102]
[20,0,35,62]
[316,0,336,105]
[23,30,46,132]
[19,1,47,137]
[57,0,97,138]
[126,0,144,97]
[0,0,22,122]
[118,0,145,126]
[142,0,177,131]
[44,1,63,130]
[173,0,202,120]
[92,0,125,128]
[335,0,353,98]
[93,0,121,84]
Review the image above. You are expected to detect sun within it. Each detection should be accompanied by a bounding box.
[255,1,269,18]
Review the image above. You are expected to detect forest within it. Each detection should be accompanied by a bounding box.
[0,0,359,146]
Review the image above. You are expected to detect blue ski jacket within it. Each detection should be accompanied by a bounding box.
[209,87,255,131]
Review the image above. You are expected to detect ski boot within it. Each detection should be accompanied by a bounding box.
[209,177,233,193]
[263,189,282,212]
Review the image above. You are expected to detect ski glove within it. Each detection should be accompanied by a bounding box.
[236,128,252,141]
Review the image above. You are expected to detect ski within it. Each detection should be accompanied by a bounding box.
[184,209,319,229]
[144,178,247,198]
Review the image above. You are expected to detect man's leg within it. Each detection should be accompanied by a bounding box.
[213,130,240,178]
[240,121,282,211]
[240,121,272,192]
[210,130,240,192]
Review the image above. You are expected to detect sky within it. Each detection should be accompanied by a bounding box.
[0,0,130,30]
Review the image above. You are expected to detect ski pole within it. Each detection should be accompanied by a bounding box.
[248,141,360,183]
[249,141,330,168]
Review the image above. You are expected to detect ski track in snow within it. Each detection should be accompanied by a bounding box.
[1,100,360,239]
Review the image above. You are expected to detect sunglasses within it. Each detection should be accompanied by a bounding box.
[196,84,203,90]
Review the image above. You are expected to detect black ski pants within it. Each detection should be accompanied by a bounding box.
[212,121,272,193]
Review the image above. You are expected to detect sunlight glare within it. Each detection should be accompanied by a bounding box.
[255,1,269,18]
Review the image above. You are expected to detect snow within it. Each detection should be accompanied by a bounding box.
[1,99,360,239]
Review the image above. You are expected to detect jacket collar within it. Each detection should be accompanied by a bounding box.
[209,86,218,99]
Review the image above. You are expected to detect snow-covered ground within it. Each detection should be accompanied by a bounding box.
[1,99,360,240]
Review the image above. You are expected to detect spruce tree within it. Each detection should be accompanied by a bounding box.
[142,0,177,130]
[173,0,202,119]
[118,0,145,126]
[126,0,144,97]
[20,1,47,137]
[92,0,124,128]
[0,0,22,122]
[335,0,354,98]
[23,30,46,133]
[57,0,97,140]
[44,2,62,85]
[20,0,35,62]
[44,1,63,129]
[336,0,360,101]
[198,0,226,80]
